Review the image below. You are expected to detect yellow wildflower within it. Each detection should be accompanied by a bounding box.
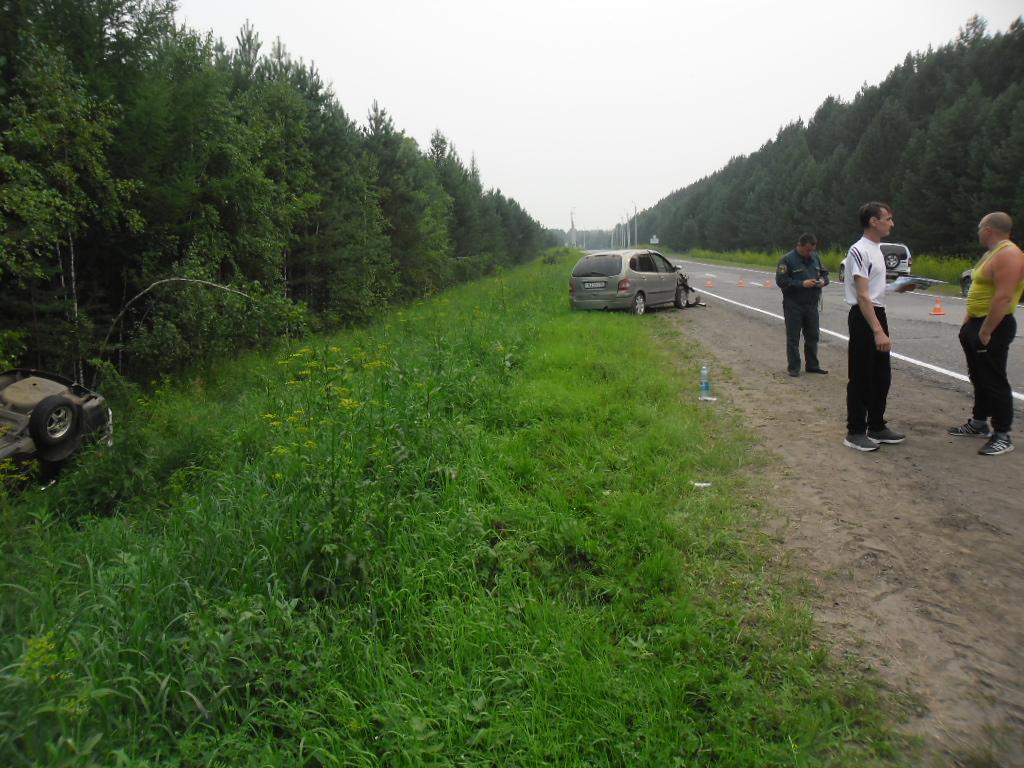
[19,632,73,685]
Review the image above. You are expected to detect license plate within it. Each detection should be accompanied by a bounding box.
[583,281,605,289]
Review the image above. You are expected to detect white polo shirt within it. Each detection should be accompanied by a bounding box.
[844,236,887,307]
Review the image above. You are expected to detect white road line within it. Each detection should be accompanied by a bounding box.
[676,257,983,304]
[683,259,775,276]
[698,288,1024,402]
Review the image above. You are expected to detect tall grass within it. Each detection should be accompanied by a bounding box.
[0,252,906,765]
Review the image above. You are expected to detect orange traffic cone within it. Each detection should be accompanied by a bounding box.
[705,278,714,288]
[737,277,747,288]
[930,297,945,316]
[764,277,774,288]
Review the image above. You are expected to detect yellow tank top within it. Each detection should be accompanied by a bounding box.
[966,240,1024,318]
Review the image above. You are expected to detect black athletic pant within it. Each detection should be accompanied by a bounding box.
[847,306,890,435]
[959,314,1017,434]
[783,298,820,372]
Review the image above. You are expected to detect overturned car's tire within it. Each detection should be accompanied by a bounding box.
[29,395,80,448]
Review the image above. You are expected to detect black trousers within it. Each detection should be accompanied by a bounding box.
[783,298,820,372]
[847,306,891,434]
[959,314,1017,433]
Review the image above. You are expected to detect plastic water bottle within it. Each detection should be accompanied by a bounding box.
[699,364,713,400]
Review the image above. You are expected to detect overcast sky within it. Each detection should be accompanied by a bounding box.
[174,1,1021,231]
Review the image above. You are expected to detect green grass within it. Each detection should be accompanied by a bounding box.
[0,251,910,766]
[678,248,975,294]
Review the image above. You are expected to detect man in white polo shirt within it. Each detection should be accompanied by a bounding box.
[843,202,915,451]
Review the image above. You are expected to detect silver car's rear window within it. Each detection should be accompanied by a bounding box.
[572,255,622,278]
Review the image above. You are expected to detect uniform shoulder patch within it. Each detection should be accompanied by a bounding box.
[777,264,787,273]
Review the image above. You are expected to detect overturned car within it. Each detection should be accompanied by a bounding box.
[0,369,112,467]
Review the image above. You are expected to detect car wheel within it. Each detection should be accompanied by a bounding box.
[29,395,80,448]
[674,285,685,309]
[961,276,972,297]
[838,263,845,283]
[631,292,646,315]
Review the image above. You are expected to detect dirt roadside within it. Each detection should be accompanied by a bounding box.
[667,302,1024,766]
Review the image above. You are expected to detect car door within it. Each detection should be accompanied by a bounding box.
[634,253,656,300]
[652,252,677,305]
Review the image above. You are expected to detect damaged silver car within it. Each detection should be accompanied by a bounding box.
[0,369,113,468]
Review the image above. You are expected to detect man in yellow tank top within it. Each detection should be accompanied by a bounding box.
[948,211,1024,455]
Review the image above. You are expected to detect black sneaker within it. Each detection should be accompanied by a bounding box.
[844,433,879,452]
[947,420,992,437]
[867,427,905,444]
[978,433,1014,456]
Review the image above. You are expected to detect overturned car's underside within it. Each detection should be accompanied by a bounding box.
[0,369,112,466]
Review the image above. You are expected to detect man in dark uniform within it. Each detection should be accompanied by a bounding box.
[777,233,829,376]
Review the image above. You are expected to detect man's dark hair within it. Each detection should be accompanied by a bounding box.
[798,233,817,247]
[859,202,892,229]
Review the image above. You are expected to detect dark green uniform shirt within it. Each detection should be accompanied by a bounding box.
[777,249,828,305]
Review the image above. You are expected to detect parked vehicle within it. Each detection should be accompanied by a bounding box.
[838,242,913,283]
[0,369,112,468]
[569,249,699,315]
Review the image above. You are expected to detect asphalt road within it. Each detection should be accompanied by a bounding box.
[669,256,1024,407]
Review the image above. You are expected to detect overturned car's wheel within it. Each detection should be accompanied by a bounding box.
[29,395,80,448]
[631,292,646,315]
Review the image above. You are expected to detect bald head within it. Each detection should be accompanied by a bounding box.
[980,212,1013,235]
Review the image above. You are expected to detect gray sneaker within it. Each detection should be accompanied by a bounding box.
[844,433,879,452]
[978,433,1014,456]
[948,420,992,437]
[867,427,905,444]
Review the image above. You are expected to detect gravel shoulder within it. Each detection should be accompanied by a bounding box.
[666,302,1024,766]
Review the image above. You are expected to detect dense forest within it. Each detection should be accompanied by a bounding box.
[632,16,1024,257]
[0,1,550,381]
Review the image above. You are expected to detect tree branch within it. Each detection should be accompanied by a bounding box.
[97,277,257,366]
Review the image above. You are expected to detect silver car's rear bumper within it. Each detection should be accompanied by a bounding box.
[571,294,634,310]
